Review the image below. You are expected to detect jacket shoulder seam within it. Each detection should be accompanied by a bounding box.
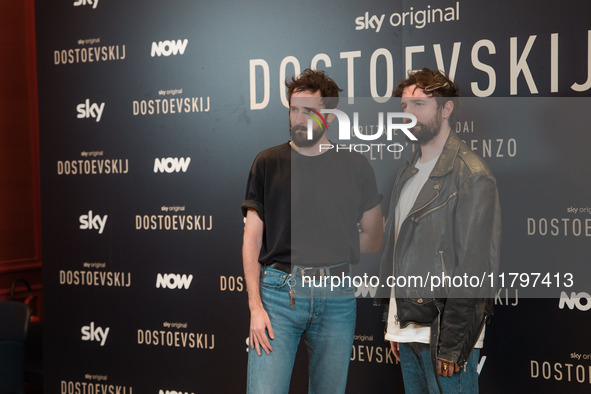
[457,145,490,176]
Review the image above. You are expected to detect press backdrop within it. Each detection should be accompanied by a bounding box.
[36,1,591,393]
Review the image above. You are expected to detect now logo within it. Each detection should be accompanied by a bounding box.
[154,157,191,173]
[156,274,194,289]
[151,39,188,57]
[559,291,591,311]
[158,391,194,394]
[354,283,377,298]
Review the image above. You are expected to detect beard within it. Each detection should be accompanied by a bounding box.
[290,124,324,148]
[409,110,442,145]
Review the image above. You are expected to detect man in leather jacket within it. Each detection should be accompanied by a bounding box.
[377,68,501,394]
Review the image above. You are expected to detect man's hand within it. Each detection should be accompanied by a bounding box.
[249,305,274,356]
[389,341,400,362]
[243,209,273,356]
[437,358,460,377]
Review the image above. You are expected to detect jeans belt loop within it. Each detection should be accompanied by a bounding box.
[268,262,349,278]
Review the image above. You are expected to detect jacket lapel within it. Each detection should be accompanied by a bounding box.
[406,133,462,216]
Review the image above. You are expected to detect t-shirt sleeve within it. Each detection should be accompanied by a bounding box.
[241,154,265,221]
[358,156,382,215]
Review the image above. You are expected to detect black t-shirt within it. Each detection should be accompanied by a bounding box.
[242,142,381,266]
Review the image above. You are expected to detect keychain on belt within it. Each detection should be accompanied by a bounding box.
[287,275,296,309]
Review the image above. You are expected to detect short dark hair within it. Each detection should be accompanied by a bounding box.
[286,68,342,109]
[394,68,460,124]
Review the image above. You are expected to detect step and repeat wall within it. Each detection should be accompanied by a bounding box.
[36,0,591,393]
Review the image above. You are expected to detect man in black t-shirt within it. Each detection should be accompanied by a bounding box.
[241,69,383,394]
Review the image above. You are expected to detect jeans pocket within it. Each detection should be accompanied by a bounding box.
[331,276,356,297]
[260,266,289,289]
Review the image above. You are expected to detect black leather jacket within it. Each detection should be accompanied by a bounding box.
[377,132,501,367]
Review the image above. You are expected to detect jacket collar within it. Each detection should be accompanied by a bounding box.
[393,131,462,222]
[404,131,462,178]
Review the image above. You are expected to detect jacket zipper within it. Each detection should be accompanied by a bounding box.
[406,192,439,220]
[459,314,489,368]
[414,191,457,222]
[438,250,448,277]
[439,250,449,296]
[389,161,412,301]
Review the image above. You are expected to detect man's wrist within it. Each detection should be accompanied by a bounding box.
[437,356,457,365]
[248,297,264,311]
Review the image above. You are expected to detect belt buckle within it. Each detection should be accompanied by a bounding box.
[300,267,326,282]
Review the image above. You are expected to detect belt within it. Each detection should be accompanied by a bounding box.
[267,262,350,278]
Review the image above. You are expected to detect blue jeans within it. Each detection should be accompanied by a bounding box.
[247,265,356,394]
[399,342,480,394]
